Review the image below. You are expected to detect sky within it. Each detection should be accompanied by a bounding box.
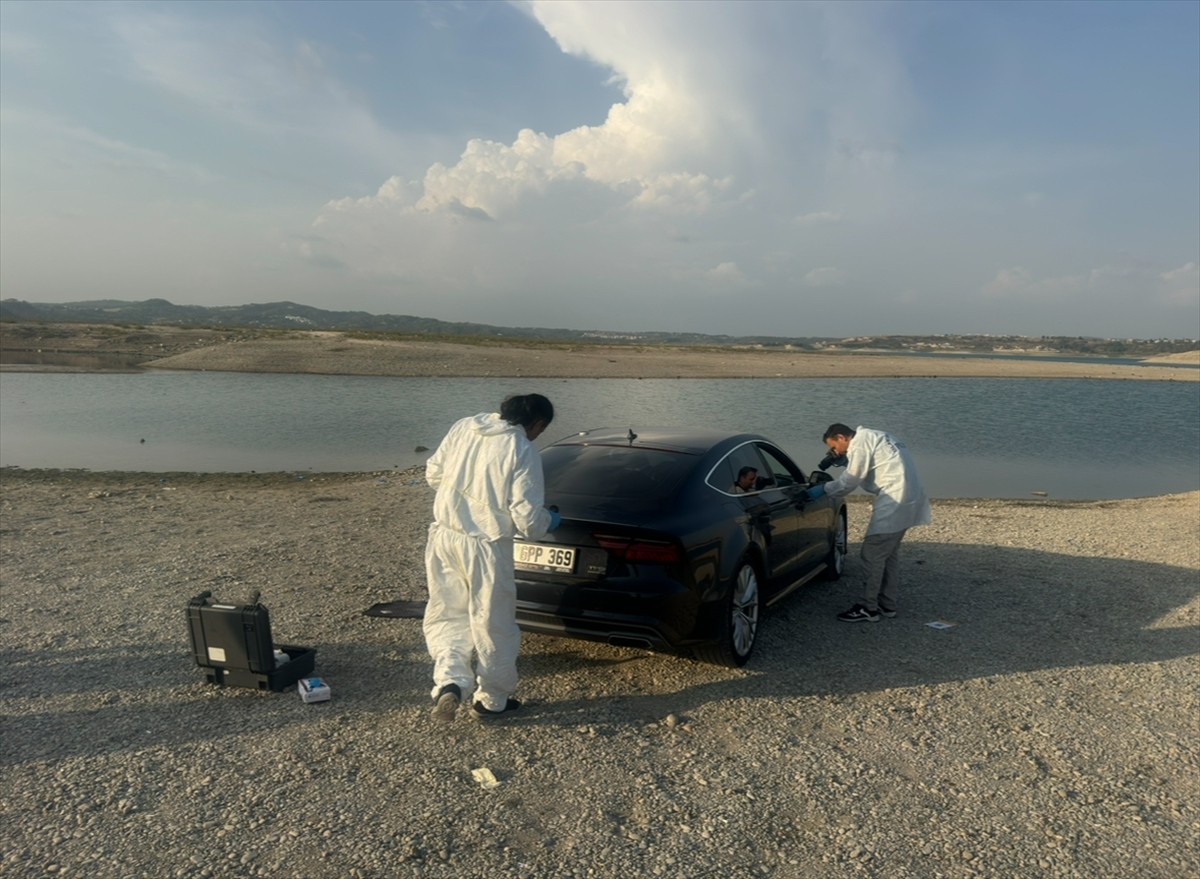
[1,0,1197,339]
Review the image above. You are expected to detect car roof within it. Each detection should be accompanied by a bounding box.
[545,426,767,455]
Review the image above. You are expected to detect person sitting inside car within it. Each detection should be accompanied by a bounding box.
[732,466,758,494]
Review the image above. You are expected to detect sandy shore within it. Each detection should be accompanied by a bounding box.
[2,322,1196,380]
[1,468,1197,878]
[141,337,1200,381]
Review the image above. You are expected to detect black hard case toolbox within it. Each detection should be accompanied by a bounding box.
[187,592,315,691]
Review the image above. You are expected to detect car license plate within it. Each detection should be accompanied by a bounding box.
[514,542,576,574]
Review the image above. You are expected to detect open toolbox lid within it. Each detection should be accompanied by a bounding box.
[187,590,276,673]
[186,591,316,692]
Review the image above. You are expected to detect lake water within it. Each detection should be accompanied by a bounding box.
[1,372,1197,500]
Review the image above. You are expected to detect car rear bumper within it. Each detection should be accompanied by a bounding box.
[514,575,703,652]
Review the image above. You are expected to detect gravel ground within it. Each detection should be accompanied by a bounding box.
[1,469,1197,879]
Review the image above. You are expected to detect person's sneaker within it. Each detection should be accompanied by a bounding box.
[837,604,881,623]
[878,607,897,618]
[430,683,461,722]
[471,698,522,720]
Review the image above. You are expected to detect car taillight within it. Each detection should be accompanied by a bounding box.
[594,534,682,564]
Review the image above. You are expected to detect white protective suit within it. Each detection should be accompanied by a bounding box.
[822,426,932,536]
[422,412,554,712]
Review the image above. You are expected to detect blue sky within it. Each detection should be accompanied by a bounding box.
[1,0,1197,339]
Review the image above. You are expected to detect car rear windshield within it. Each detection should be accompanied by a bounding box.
[541,444,695,500]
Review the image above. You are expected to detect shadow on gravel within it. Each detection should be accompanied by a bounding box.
[0,642,426,766]
[3,543,1194,757]
[512,542,1199,726]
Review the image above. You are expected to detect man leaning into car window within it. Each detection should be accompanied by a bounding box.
[804,423,932,624]
[732,466,758,494]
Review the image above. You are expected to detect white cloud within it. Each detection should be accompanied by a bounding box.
[707,261,749,284]
[310,0,915,306]
[632,172,734,214]
[0,106,215,182]
[794,211,843,226]
[983,261,1200,319]
[0,28,41,57]
[109,7,405,173]
[982,267,1084,298]
[1160,262,1198,284]
[417,129,581,219]
[804,267,847,288]
[1159,262,1199,307]
[834,138,900,170]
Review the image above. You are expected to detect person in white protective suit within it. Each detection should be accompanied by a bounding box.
[804,423,931,623]
[423,393,560,721]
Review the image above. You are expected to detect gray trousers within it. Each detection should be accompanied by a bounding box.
[859,529,907,612]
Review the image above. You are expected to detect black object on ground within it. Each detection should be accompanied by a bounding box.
[363,599,427,619]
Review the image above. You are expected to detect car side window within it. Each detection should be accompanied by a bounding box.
[706,457,736,494]
[756,444,804,489]
[707,443,769,494]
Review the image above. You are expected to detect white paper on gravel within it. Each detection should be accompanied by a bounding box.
[471,768,501,789]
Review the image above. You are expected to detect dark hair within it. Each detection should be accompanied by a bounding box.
[500,393,554,429]
[822,423,855,442]
[737,466,757,479]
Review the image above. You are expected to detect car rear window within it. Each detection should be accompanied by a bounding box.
[541,444,695,499]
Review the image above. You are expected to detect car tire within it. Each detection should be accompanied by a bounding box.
[823,509,847,581]
[694,559,761,668]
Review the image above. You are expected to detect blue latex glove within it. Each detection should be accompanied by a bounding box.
[805,484,826,501]
[547,510,562,531]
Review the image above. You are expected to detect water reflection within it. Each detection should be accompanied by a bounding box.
[1,372,1197,500]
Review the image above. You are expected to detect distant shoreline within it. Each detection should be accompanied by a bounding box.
[2,322,1197,381]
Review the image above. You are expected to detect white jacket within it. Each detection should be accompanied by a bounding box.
[823,426,932,536]
[425,412,553,542]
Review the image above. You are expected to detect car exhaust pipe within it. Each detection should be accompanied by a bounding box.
[607,635,653,650]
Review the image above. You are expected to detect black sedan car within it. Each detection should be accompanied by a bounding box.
[513,427,847,667]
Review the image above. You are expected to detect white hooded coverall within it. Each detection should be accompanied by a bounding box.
[821,427,931,612]
[822,426,931,536]
[422,412,554,712]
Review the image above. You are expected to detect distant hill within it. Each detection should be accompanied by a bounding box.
[1,297,1195,357]
[0,297,777,347]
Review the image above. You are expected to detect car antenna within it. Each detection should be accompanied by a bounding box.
[627,428,637,446]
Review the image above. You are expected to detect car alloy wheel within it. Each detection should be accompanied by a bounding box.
[823,511,847,581]
[692,559,761,668]
[729,562,760,661]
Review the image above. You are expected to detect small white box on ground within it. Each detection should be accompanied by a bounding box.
[298,677,331,703]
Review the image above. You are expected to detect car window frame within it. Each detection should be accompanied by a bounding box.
[705,440,776,497]
[754,442,808,489]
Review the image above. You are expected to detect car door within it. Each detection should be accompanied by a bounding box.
[714,442,802,580]
[739,444,804,578]
[754,443,826,571]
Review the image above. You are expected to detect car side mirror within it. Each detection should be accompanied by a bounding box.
[809,471,833,486]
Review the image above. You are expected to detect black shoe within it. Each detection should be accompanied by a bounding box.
[878,607,897,618]
[471,698,522,720]
[837,604,881,623]
[430,683,462,722]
